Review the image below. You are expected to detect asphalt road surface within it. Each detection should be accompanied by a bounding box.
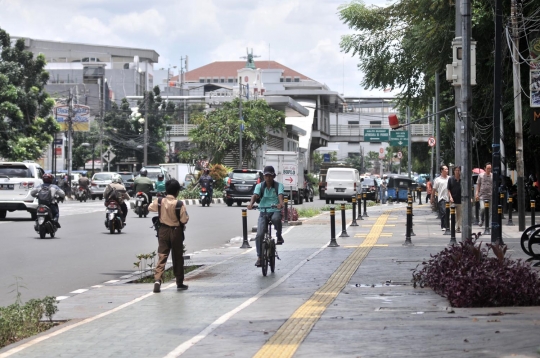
[0,196,326,307]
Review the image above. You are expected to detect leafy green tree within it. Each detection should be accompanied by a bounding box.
[0,28,59,160]
[189,98,285,164]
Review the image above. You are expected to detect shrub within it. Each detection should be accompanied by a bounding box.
[177,185,200,199]
[296,207,321,218]
[281,206,299,222]
[320,204,353,211]
[412,235,540,307]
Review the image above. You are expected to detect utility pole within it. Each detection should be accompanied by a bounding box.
[430,101,435,181]
[238,76,243,168]
[461,0,473,239]
[435,73,440,170]
[67,88,73,183]
[407,106,411,178]
[512,0,526,231]
[454,0,463,168]
[144,91,148,167]
[98,78,103,171]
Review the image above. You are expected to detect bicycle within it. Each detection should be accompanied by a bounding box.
[252,205,280,276]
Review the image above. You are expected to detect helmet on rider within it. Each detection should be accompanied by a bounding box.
[203,168,210,175]
[111,177,122,184]
[42,173,53,184]
[158,173,164,181]
[140,169,148,177]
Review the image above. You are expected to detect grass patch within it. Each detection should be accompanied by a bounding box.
[320,204,354,211]
[132,264,201,284]
[296,207,321,218]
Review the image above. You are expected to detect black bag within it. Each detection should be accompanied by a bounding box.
[105,186,120,202]
[256,182,279,204]
[37,186,53,205]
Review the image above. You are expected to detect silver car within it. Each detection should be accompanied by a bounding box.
[90,172,120,200]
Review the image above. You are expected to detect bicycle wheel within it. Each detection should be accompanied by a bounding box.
[520,224,540,256]
[261,240,268,276]
[269,240,276,273]
[528,228,540,257]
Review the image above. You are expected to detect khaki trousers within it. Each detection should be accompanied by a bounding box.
[154,225,184,284]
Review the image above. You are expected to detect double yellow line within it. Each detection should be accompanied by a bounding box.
[254,211,392,358]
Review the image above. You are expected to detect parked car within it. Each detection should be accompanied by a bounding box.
[118,172,135,195]
[0,161,45,220]
[361,177,379,201]
[224,169,264,207]
[324,167,362,204]
[90,172,121,200]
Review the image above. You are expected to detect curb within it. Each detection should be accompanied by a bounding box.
[180,198,224,205]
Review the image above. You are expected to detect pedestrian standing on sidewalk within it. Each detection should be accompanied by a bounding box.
[447,166,462,233]
[149,179,190,293]
[431,165,449,231]
[426,177,432,204]
[475,162,493,227]
[380,175,388,204]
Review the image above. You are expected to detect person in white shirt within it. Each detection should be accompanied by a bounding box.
[431,165,449,231]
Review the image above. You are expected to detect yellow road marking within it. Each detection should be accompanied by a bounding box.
[253,211,392,358]
[344,244,388,248]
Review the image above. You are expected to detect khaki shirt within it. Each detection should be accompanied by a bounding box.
[148,195,189,227]
[104,183,130,204]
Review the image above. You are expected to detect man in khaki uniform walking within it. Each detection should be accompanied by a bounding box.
[148,179,189,293]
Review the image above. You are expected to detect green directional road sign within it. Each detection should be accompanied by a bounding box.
[389,130,408,146]
[363,128,389,142]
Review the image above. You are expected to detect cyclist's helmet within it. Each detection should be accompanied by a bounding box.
[42,173,53,184]
[111,177,122,184]
[158,173,164,181]
[140,169,148,177]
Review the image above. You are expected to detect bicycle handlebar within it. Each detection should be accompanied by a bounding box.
[250,204,278,210]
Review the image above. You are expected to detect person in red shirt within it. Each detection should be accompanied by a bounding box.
[426,178,432,204]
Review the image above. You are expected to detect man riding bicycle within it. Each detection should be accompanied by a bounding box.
[247,166,285,267]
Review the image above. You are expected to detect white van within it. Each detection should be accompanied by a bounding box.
[325,168,361,204]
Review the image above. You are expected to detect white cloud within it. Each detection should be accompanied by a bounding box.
[0,0,393,97]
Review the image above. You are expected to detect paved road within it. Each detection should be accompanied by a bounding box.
[0,197,332,308]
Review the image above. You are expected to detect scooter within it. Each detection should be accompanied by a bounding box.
[303,180,314,202]
[34,204,58,239]
[75,186,88,202]
[104,200,123,234]
[135,192,149,218]
[199,181,213,207]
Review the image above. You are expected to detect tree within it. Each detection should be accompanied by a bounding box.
[0,28,59,160]
[189,98,285,164]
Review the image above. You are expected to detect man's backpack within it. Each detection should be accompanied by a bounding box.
[37,186,53,205]
[256,182,280,204]
[152,197,183,237]
[105,186,120,202]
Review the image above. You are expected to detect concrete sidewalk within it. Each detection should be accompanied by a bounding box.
[1,203,540,358]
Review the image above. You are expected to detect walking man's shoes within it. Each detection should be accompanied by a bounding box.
[153,281,161,293]
[177,284,188,291]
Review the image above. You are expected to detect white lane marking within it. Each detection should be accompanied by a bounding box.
[164,247,328,356]
[0,292,155,358]
[91,285,103,288]
[69,289,88,294]
[104,280,120,284]
[56,296,70,301]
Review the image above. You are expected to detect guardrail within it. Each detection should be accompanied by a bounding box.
[167,124,197,136]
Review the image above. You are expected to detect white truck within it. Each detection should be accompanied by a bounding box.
[159,163,198,188]
[263,151,305,204]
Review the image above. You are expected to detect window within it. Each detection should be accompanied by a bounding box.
[370,120,382,128]
[294,77,300,82]
[213,78,219,83]
[207,78,211,83]
[348,121,359,125]
[199,78,205,83]
[280,77,284,82]
[285,77,292,82]
[220,78,225,83]
[227,78,234,83]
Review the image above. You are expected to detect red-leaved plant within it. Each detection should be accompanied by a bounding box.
[412,234,540,307]
[281,206,299,222]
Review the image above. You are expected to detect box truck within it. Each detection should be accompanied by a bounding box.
[263,151,305,204]
[159,163,198,188]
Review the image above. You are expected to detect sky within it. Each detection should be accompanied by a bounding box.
[0,0,394,97]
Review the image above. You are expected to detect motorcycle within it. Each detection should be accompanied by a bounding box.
[200,181,212,207]
[75,186,88,202]
[303,180,314,202]
[135,192,149,218]
[34,204,58,239]
[104,200,123,234]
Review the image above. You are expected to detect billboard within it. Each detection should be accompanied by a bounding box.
[530,37,540,108]
[54,104,92,131]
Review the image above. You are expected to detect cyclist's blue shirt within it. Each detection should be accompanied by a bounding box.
[254,181,284,213]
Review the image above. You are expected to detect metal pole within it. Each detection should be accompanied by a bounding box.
[444,201,451,235]
[284,197,289,226]
[339,203,349,237]
[328,207,339,247]
[363,193,368,217]
[239,77,243,168]
[143,92,148,167]
[512,0,526,231]
[484,200,491,235]
[357,193,363,220]
[403,202,413,246]
[240,209,251,248]
[461,0,473,239]
[68,88,73,185]
[407,106,411,178]
[435,73,440,171]
[531,200,536,227]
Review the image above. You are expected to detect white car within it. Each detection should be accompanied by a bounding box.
[0,162,45,219]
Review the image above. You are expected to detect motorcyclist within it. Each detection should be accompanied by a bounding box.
[104,177,130,225]
[30,173,66,228]
[133,169,154,204]
[78,173,91,197]
[155,173,166,194]
[198,168,213,200]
